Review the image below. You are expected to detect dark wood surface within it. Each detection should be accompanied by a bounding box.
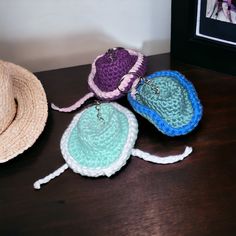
[1,53,236,236]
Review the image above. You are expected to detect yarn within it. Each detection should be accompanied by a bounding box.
[136,76,194,128]
[61,103,138,177]
[128,71,203,136]
[132,146,192,164]
[51,92,94,112]
[33,164,68,190]
[68,103,129,168]
[52,48,147,112]
[94,49,137,92]
[88,48,147,100]
[34,102,193,190]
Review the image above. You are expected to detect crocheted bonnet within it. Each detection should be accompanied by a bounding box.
[34,102,192,189]
[128,71,203,136]
[52,48,147,112]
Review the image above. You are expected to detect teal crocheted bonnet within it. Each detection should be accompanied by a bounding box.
[66,103,135,173]
[34,102,193,189]
[128,71,203,136]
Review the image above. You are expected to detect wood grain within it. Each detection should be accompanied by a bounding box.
[0,54,236,236]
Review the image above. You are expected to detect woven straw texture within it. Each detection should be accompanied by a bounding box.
[60,102,138,177]
[0,61,48,163]
[128,70,203,136]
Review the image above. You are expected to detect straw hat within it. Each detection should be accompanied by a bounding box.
[128,70,203,136]
[34,102,192,189]
[0,60,48,163]
[51,47,147,112]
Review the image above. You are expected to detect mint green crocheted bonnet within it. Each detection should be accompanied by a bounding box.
[34,102,193,189]
[63,102,136,176]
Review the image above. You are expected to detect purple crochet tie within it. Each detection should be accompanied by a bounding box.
[52,47,147,112]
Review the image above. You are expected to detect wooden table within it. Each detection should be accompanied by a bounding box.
[1,54,236,236]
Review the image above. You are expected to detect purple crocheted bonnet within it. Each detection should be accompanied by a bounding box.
[88,47,147,101]
[51,47,147,113]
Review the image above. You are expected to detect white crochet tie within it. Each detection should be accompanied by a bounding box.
[33,146,192,190]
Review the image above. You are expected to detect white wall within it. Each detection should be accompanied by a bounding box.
[0,0,171,72]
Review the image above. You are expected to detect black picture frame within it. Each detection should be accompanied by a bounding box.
[171,0,236,75]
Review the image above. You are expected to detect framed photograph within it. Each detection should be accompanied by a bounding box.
[171,0,236,75]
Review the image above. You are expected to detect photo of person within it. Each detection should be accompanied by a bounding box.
[206,0,236,24]
[196,0,236,46]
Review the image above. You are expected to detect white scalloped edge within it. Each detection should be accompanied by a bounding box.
[60,102,139,177]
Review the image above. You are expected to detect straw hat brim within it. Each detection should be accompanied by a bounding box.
[0,61,48,163]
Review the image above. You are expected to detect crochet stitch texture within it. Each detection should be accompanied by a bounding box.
[34,102,193,189]
[94,49,137,92]
[52,48,147,112]
[60,103,138,177]
[128,71,203,136]
[88,48,147,100]
[68,103,129,168]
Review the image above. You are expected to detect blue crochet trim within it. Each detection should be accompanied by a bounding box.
[127,70,203,136]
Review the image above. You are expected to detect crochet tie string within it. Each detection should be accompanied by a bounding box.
[51,48,147,112]
[33,146,192,190]
[33,164,69,190]
[51,92,95,112]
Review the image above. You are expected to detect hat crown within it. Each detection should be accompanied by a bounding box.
[68,103,129,168]
[137,76,194,128]
[93,48,136,91]
[77,103,126,145]
[0,63,16,134]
